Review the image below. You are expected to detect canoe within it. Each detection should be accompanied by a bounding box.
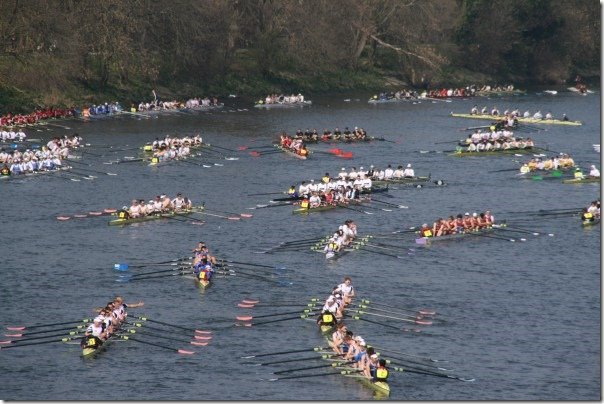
[274,144,309,160]
[108,206,205,226]
[372,176,430,187]
[562,177,601,184]
[449,147,547,157]
[582,218,600,227]
[254,101,312,108]
[415,223,505,244]
[450,113,582,126]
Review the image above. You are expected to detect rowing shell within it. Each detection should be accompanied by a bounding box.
[450,113,582,126]
[449,147,547,157]
[416,223,505,244]
[274,144,309,160]
[302,136,385,144]
[254,101,312,108]
[372,175,430,187]
[0,166,72,181]
[108,206,205,226]
[293,198,370,215]
[582,218,600,227]
[321,336,390,396]
[562,177,601,184]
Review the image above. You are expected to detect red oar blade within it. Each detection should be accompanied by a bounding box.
[249,151,261,157]
[236,316,253,321]
[242,299,259,304]
[238,303,255,308]
[177,349,195,355]
[190,341,208,346]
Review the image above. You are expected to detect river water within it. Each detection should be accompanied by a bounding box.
[0,90,600,400]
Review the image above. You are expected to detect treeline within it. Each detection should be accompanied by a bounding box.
[0,0,599,110]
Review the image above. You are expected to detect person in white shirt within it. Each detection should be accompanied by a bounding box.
[348,168,358,180]
[392,165,404,178]
[533,111,543,119]
[337,277,355,305]
[589,165,600,178]
[309,192,321,208]
[384,165,394,179]
[307,179,318,193]
[360,175,372,189]
[172,193,186,209]
[298,181,310,196]
[403,164,415,178]
[338,168,348,180]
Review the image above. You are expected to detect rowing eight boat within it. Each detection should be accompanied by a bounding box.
[449,148,547,157]
[450,113,582,126]
[108,206,205,226]
[274,144,309,160]
[416,222,505,244]
[293,198,370,215]
[562,177,601,184]
[254,101,312,108]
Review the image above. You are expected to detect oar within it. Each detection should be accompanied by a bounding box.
[499,225,554,236]
[128,328,207,346]
[0,336,76,350]
[118,266,190,278]
[387,362,474,382]
[4,324,89,337]
[121,270,192,282]
[465,232,521,242]
[371,346,444,363]
[114,258,193,271]
[236,308,315,322]
[120,336,195,354]
[493,227,541,236]
[249,354,338,366]
[204,208,253,218]
[248,202,295,210]
[352,310,432,325]
[378,354,452,372]
[359,299,435,316]
[370,198,409,209]
[125,322,212,340]
[0,329,84,344]
[356,246,406,259]
[236,314,314,327]
[247,191,287,196]
[271,196,302,202]
[161,214,205,225]
[133,316,212,334]
[197,211,241,220]
[220,260,285,270]
[350,303,427,320]
[488,167,520,173]
[268,370,354,381]
[241,346,327,359]
[349,315,423,334]
[208,144,236,152]
[6,318,93,331]
[337,203,374,215]
[273,361,354,375]
[218,268,293,286]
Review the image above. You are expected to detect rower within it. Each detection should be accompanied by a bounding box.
[324,236,340,258]
[587,201,600,217]
[309,191,321,208]
[129,200,142,218]
[384,165,394,179]
[574,167,585,180]
[337,277,355,305]
[363,350,379,379]
[420,223,433,238]
[581,208,594,223]
[392,165,404,178]
[329,323,347,355]
[403,163,415,178]
[172,193,186,210]
[373,359,389,384]
[589,165,600,178]
[160,194,173,211]
[317,308,338,329]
